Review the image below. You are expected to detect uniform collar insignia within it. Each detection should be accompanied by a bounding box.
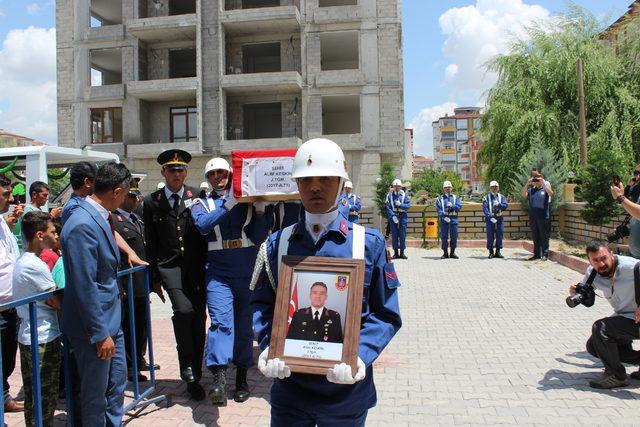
[339,220,348,236]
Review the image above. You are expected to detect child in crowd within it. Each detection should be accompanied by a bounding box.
[12,211,62,426]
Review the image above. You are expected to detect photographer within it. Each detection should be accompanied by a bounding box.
[611,165,640,258]
[568,240,640,389]
[521,171,554,260]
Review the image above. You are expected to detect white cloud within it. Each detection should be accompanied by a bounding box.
[438,0,551,102]
[26,3,42,15]
[408,101,458,157]
[0,27,57,144]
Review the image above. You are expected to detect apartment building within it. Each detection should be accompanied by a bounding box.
[56,0,406,199]
[432,107,484,192]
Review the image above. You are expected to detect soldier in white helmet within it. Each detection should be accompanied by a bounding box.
[338,180,362,223]
[385,178,411,259]
[482,181,508,258]
[436,180,462,259]
[251,138,402,426]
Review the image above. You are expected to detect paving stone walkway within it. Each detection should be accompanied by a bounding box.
[5,247,639,426]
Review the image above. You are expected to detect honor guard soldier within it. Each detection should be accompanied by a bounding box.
[143,149,207,400]
[385,179,411,259]
[436,180,462,259]
[190,157,269,406]
[286,282,344,343]
[251,138,402,426]
[112,180,158,382]
[338,180,362,223]
[483,180,509,259]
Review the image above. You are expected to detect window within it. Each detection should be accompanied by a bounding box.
[319,0,357,6]
[169,49,197,78]
[442,119,454,127]
[456,119,468,130]
[90,108,123,144]
[243,103,282,139]
[457,130,468,141]
[321,32,359,70]
[90,48,123,86]
[169,0,196,15]
[90,0,122,27]
[322,95,360,134]
[242,43,281,73]
[473,118,481,130]
[241,0,279,8]
[170,107,197,142]
[441,131,455,139]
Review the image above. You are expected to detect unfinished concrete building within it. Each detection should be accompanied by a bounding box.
[56,0,405,199]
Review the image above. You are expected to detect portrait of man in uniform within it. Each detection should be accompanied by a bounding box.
[287,282,343,344]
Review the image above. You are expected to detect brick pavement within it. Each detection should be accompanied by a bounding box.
[5,247,639,426]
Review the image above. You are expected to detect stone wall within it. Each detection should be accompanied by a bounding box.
[558,203,627,244]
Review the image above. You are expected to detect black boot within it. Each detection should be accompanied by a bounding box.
[209,365,228,407]
[441,250,449,259]
[494,249,504,259]
[450,250,459,259]
[234,367,250,403]
[399,250,408,259]
[393,250,399,259]
[488,249,494,259]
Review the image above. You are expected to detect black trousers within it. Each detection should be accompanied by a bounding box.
[166,285,206,381]
[529,215,549,257]
[122,297,148,368]
[0,309,17,400]
[586,316,640,379]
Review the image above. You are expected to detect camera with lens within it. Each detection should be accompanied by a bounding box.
[606,216,631,243]
[531,178,540,183]
[566,282,596,308]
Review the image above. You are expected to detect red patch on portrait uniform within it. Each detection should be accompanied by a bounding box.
[335,275,349,291]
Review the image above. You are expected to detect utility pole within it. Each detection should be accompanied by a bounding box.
[577,58,588,166]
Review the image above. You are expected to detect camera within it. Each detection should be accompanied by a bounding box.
[606,216,631,243]
[566,283,595,308]
[531,178,540,183]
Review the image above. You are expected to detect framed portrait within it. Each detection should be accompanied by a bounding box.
[268,255,365,376]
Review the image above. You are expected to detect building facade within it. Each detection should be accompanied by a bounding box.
[412,155,434,178]
[56,0,405,199]
[432,107,484,192]
[600,0,640,55]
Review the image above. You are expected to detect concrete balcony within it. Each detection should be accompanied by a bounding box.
[87,142,125,157]
[220,6,301,35]
[127,14,197,43]
[126,141,201,159]
[312,4,363,24]
[127,77,198,101]
[85,24,125,42]
[84,84,125,101]
[220,137,302,155]
[221,71,302,95]
[315,70,364,88]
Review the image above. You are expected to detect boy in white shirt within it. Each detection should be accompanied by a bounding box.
[13,211,62,426]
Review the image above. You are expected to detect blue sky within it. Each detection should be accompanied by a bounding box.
[0,0,634,154]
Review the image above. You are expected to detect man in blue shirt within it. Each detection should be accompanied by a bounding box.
[251,138,402,426]
[482,181,509,259]
[436,181,462,259]
[521,172,554,260]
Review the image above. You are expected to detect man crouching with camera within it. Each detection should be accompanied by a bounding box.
[568,240,640,389]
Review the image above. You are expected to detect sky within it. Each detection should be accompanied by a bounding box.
[0,0,634,153]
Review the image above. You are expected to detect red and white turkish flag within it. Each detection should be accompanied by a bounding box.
[288,280,298,330]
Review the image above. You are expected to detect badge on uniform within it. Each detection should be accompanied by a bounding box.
[384,263,401,289]
[335,274,349,291]
[339,220,348,236]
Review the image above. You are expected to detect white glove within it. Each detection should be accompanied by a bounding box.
[493,200,499,206]
[258,347,291,379]
[443,216,451,223]
[490,217,498,224]
[224,191,238,211]
[394,200,401,207]
[326,358,366,384]
[253,200,269,213]
[392,216,399,224]
[447,202,453,207]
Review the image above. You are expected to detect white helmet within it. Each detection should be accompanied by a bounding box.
[489,180,499,188]
[204,157,231,177]
[156,182,165,190]
[392,179,402,186]
[292,138,349,179]
[344,180,353,189]
[199,181,209,190]
[443,180,453,188]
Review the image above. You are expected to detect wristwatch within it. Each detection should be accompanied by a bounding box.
[616,195,626,204]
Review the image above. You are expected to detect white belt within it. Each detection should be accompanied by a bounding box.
[208,238,252,251]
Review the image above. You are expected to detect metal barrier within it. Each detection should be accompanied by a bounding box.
[0,265,167,427]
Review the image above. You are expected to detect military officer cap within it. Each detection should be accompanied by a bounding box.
[128,177,142,196]
[157,149,191,171]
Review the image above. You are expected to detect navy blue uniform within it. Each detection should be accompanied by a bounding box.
[482,193,508,251]
[338,193,362,223]
[385,191,411,251]
[436,194,462,251]
[527,186,550,258]
[191,193,268,369]
[252,215,402,423]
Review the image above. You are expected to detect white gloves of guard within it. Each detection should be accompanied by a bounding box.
[326,358,366,384]
[394,200,401,207]
[258,347,291,379]
[443,216,451,223]
[392,216,399,224]
[447,201,453,207]
[490,217,498,224]
[224,191,238,211]
[493,200,499,206]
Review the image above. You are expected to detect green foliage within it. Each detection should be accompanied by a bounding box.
[373,162,395,216]
[47,168,69,200]
[508,144,567,212]
[478,6,640,200]
[412,169,465,198]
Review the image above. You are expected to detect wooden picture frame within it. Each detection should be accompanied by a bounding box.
[269,255,365,376]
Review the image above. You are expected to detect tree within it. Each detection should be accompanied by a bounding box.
[411,169,465,199]
[478,6,640,209]
[373,162,395,216]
